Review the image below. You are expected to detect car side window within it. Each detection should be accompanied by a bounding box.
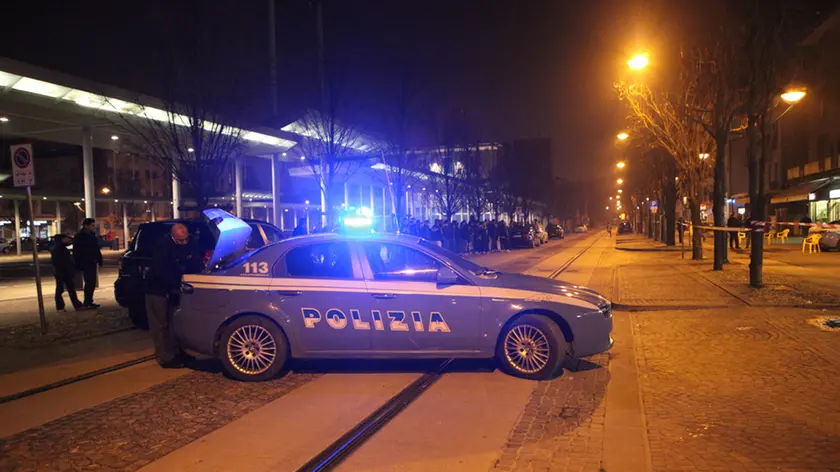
[261,224,284,243]
[283,242,354,279]
[246,224,264,250]
[363,243,441,282]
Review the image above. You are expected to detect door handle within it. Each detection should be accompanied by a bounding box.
[180,283,194,294]
[274,290,303,297]
[371,293,397,299]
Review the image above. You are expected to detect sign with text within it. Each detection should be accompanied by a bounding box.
[649,200,659,214]
[10,144,35,187]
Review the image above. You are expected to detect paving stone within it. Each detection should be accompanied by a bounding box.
[0,371,318,471]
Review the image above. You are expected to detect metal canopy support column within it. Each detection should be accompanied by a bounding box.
[235,158,244,218]
[13,199,21,255]
[344,181,350,208]
[382,187,387,231]
[280,208,285,231]
[55,201,62,235]
[271,154,281,229]
[171,174,181,219]
[82,126,95,218]
[122,204,129,249]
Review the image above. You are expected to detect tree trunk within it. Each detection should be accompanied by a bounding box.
[690,200,703,260]
[712,129,730,270]
[664,174,677,246]
[747,113,763,287]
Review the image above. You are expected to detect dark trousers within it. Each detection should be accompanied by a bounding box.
[145,293,181,365]
[729,231,739,249]
[491,236,498,251]
[80,265,97,305]
[55,276,82,310]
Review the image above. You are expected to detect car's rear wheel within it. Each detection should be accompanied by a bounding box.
[496,314,567,380]
[218,315,288,381]
[127,305,149,330]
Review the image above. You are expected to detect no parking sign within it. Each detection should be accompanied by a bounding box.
[10,143,35,187]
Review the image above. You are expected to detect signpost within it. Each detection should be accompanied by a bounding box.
[11,144,47,334]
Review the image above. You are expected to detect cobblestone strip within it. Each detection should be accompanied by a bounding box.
[0,308,133,349]
[492,352,610,472]
[634,308,840,471]
[0,371,319,472]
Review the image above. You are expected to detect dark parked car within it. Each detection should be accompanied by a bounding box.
[5,237,50,253]
[618,222,632,234]
[115,217,285,329]
[509,223,541,248]
[546,223,565,239]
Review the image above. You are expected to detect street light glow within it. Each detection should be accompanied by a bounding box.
[188,147,194,153]
[609,196,613,200]
[0,117,8,122]
[617,132,629,141]
[617,178,623,185]
[781,90,806,104]
[627,53,649,70]
[101,187,111,194]
[616,161,626,169]
[699,153,710,160]
[618,189,623,193]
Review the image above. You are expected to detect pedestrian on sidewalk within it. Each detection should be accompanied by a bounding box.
[727,213,741,249]
[73,218,102,309]
[606,222,612,238]
[145,223,192,368]
[50,234,86,312]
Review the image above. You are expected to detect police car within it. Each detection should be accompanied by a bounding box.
[175,209,613,381]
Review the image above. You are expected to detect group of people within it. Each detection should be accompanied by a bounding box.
[50,218,103,312]
[398,216,512,254]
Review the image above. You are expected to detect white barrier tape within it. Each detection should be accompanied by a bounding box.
[691,225,840,233]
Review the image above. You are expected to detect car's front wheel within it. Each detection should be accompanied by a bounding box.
[218,315,288,381]
[497,314,567,380]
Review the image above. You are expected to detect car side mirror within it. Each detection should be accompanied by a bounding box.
[437,266,460,285]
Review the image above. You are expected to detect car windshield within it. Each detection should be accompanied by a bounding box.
[418,239,496,276]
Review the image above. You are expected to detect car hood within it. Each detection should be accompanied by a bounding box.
[203,208,253,268]
[487,273,609,310]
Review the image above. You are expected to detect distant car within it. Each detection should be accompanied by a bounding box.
[115,218,285,329]
[818,220,840,250]
[175,209,613,381]
[509,223,541,248]
[546,223,565,240]
[617,222,632,235]
[574,225,588,233]
[5,237,50,253]
[0,238,11,254]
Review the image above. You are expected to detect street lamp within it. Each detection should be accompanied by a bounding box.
[780,89,806,104]
[617,178,623,185]
[618,189,623,194]
[616,161,626,169]
[627,53,649,70]
[101,187,111,194]
[0,117,8,123]
[110,135,119,141]
[616,132,629,141]
[699,153,710,160]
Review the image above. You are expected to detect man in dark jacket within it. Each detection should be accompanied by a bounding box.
[145,223,192,367]
[51,234,85,311]
[292,218,308,237]
[488,219,498,252]
[430,219,443,247]
[497,219,509,251]
[727,214,741,249]
[73,218,102,308]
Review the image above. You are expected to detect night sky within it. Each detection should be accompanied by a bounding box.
[1,1,838,180]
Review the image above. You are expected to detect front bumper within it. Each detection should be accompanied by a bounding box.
[569,308,613,357]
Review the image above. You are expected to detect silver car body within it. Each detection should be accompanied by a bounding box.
[173,212,613,361]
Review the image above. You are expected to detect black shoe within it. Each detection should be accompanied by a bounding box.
[74,305,92,311]
[84,303,101,309]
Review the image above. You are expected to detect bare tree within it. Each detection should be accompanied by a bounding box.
[616,74,715,259]
[379,77,422,226]
[428,145,467,221]
[289,109,367,227]
[463,144,489,220]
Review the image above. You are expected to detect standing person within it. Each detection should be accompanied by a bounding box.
[73,218,102,308]
[409,217,419,236]
[431,219,443,247]
[677,217,685,245]
[606,221,613,238]
[50,234,85,312]
[479,220,489,253]
[727,213,741,249]
[420,220,432,240]
[459,221,470,253]
[145,223,192,368]
[442,220,452,251]
[488,219,498,252]
[292,218,308,236]
[497,219,509,251]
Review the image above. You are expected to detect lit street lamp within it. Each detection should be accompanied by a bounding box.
[780,89,806,104]
[616,161,626,169]
[616,132,629,141]
[699,153,710,160]
[627,53,649,70]
[617,178,623,185]
[618,189,623,194]
[101,187,111,195]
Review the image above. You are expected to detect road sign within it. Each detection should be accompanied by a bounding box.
[649,200,659,214]
[10,144,35,187]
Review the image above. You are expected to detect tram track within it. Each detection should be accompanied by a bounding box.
[295,232,604,471]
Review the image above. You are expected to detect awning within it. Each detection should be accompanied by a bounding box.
[770,178,830,204]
